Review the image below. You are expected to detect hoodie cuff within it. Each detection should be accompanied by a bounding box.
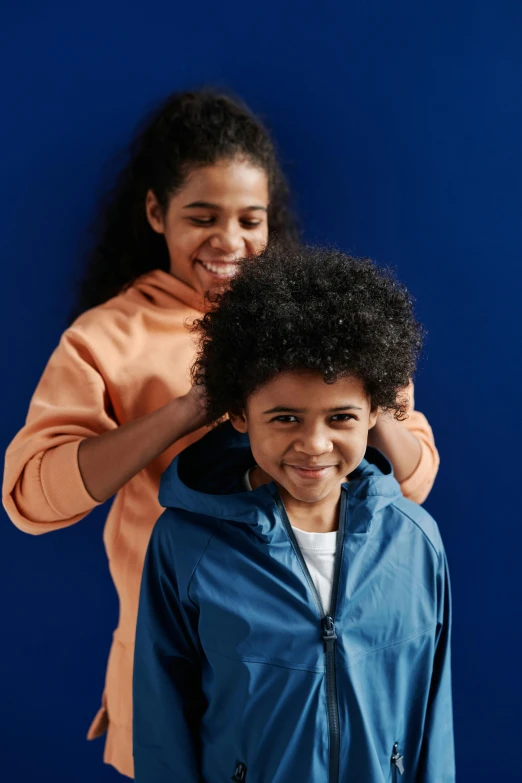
[40,439,101,518]
[399,436,439,505]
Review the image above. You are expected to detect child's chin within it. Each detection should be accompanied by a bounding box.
[284,484,338,505]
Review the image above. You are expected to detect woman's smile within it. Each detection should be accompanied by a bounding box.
[195,258,240,279]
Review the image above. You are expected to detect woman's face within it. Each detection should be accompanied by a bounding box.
[146,158,270,296]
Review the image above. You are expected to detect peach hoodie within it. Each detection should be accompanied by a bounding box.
[2,269,439,779]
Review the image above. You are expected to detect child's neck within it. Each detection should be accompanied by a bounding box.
[250,467,343,534]
[284,490,342,533]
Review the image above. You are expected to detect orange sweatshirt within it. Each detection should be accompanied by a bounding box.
[2,269,439,779]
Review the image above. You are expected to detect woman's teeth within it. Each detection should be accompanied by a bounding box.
[199,260,238,277]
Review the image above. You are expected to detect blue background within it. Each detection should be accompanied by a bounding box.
[1,1,520,780]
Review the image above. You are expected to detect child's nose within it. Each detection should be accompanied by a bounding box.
[295,426,333,456]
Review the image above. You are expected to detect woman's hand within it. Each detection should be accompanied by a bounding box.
[78,389,210,503]
[178,383,210,431]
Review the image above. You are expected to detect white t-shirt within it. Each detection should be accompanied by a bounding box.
[243,469,337,613]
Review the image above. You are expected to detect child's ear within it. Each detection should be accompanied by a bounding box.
[368,407,379,429]
[229,411,248,433]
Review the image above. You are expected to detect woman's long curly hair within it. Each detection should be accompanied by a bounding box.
[72,89,297,320]
[192,244,424,421]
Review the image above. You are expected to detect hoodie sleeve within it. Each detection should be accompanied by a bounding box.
[2,327,116,534]
[418,551,455,782]
[397,382,440,505]
[133,510,205,783]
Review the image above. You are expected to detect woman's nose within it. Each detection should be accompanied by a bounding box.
[208,227,244,256]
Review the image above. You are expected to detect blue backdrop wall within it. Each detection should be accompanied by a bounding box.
[1,1,521,781]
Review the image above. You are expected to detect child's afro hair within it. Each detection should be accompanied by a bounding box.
[191,243,424,421]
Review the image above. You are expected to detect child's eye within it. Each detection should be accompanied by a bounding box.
[271,415,298,423]
[331,414,356,422]
[241,220,262,229]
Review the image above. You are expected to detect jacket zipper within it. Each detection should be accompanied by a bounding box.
[275,490,347,783]
[391,742,404,779]
[232,760,247,781]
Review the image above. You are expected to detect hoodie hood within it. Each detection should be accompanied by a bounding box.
[159,421,402,541]
[132,269,206,312]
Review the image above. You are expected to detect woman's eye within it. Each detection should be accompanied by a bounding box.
[189,217,214,226]
[188,217,263,229]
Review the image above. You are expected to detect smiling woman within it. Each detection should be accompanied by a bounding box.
[2,89,439,780]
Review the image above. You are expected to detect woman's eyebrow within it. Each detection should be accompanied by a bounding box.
[183,201,267,211]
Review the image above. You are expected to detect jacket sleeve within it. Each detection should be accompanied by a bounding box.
[398,382,440,504]
[2,328,117,534]
[418,551,455,782]
[133,511,205,783]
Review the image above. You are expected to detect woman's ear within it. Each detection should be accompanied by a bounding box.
[229,411,248,433]
[145,189,165,234]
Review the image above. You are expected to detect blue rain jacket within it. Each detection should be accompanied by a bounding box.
[134,421,454,782]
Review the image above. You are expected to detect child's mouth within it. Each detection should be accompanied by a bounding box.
[286,465,335,480]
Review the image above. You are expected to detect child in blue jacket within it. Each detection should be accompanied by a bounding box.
[133,245,454,782]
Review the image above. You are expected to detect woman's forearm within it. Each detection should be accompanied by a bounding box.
[78,392,207,502]
[367,413,422,483]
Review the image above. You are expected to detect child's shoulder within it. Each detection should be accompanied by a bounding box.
[149,507,220,588]
[389,496,444,561]
[152,506,219,549]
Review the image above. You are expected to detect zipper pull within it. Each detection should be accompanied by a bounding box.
[232,761,247,781]
[391,743,404,775]
[322,615,337,652]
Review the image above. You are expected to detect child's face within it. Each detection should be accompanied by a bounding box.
[231,371,378,506]
[145,157,269,296]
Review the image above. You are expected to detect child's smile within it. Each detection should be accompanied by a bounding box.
[284,463,338,480]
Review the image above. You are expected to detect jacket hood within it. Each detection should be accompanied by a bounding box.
[159,421,403,541]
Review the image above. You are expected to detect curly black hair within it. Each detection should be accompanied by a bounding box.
[72,89,297,320]
[192,244,424,421]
